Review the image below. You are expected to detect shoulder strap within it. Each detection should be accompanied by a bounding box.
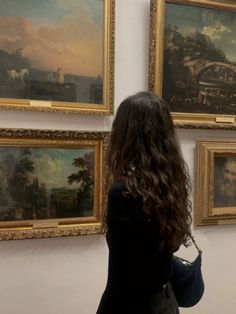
[190,234,202,255]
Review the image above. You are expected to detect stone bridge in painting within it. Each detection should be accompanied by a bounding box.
[184,59,236,83]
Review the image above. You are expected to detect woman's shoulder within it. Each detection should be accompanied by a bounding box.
[109,180,127,193]
[108,180,143,210]
[108,181,127,201]
[107,181,143,222]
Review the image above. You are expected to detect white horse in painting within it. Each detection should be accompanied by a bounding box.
[7,68,29,84]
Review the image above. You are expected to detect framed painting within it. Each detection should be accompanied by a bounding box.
[0,0,115,114]
[195,138,236,226]
[0,129,109,240]
[149,0,236,129]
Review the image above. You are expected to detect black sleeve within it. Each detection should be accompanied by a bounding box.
[106,182,159,255]
[107,182,143,222]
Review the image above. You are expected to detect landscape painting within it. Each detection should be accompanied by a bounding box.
[0,129,108,240]
[0,0,115,114]
[163,1,236,115]
[149,0,236,127]
[0,147,95,221]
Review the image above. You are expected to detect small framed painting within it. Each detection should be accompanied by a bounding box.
[195,138,236,225]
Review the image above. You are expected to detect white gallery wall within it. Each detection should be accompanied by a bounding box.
[0,1,236,313]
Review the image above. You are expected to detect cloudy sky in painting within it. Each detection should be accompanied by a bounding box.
[0,0,103,76]
[0,146,94,189]
[165,2,236,63]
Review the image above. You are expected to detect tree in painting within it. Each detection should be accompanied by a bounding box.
[7,148,47,220]
[68,152,94,217]
[7,148,34,218]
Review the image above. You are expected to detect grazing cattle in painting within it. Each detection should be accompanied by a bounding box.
[47,68,64,84]
[6,68,29,85]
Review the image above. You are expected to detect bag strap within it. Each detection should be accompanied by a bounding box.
[190,234,202,255]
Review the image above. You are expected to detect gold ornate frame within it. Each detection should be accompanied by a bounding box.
[0,0,115,115]
[0,129,109,240]
[195,138,236,226]
[149,0,236,129]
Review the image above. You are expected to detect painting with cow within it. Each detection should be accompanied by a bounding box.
[0,0,115,113]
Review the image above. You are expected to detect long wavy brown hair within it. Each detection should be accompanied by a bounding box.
[104,91,192,251]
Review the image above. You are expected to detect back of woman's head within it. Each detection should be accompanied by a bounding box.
[107,91,192,250]
[109,91,175,173]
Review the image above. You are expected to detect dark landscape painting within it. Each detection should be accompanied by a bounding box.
[0,146,95,222]
[163,2,236,115]
[0,0,103,104]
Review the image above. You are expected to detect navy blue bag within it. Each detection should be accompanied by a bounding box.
[171,235,204,308]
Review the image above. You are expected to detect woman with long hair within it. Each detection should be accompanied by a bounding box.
[96,91,192,314]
